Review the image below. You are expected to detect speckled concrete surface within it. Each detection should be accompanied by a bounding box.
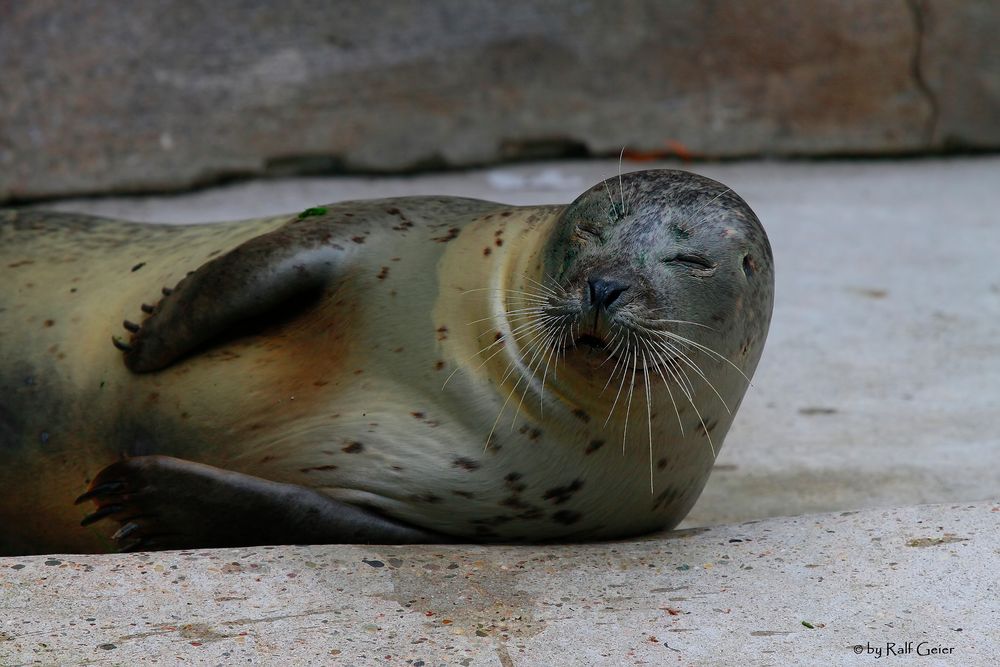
[1,501,996,665]
[34,157,1000,526]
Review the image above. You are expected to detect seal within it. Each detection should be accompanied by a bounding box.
[0,169,773,554]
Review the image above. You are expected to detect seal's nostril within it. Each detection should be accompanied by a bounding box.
[587,278,629,310]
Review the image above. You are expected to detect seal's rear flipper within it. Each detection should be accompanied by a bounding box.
[117,221,344,372]
[76,456,448,551]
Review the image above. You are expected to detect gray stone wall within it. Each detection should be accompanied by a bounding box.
[1,0,997,201]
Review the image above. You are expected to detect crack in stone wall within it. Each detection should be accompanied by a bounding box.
[906,0,941,145]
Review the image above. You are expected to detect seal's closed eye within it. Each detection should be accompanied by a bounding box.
[666,253,715,269]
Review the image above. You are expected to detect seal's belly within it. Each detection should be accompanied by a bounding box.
[259,370,720,541]
[248,350,728,540]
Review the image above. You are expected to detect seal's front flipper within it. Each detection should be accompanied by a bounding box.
[118,222,343,372]
[76,456,447,551]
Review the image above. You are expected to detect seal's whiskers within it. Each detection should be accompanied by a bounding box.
[604,332,634,426]
[681,187,733,229]
[485,320,557,450]
[641,347,654,493]
[443,311,562,389]
[655,329,753,385]
[603,180,620,220]
[648,343,718,458]
[510,316,571,430]
[637,337,685,435]
[622,332,639,455]
[618,146,628,217]
[443,281,558,388]
[646,336,732,415]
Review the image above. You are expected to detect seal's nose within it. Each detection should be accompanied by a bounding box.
[587,278,629,310]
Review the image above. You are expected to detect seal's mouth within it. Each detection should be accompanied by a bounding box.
[568,329,684,375]
[574,333,607,350]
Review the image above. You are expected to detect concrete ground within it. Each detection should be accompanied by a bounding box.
[4,157,1000,664]
[1,502,997,665]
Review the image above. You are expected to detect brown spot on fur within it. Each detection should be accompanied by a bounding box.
[391,257,401,261]
[504,472,527,493]
[8,259,34,268]
[494,332,503,341]
[411,411,425,419]
[552,510,582,525]
[452,457,481,471]
[300,465,338,473]
[483,247,491,256]
[353,369,364,375]
[393,346,405,353]
[43,319,54,328]
[313,380,329,387]
[543,479,584,505]
[351,236,366,244]
[342,441,364,453]
[436,326,448,341]
[572,409,590,423]
[500,211,511,217]
[386,207,401,215]
[432,228,460,243]
[495,238,503,247]
[584,439,605,455]
[434,360,445,371]
[518,425,542,440]
[657,458,669,471]
[500,495,532,509]
[653,488,681,510]
[131,262,146,272]
[696,420,719,437]
[377,267,389,280]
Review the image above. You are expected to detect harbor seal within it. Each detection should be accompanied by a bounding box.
[0,169,773,554]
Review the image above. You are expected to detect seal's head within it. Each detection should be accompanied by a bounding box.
[524,169,773,429]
